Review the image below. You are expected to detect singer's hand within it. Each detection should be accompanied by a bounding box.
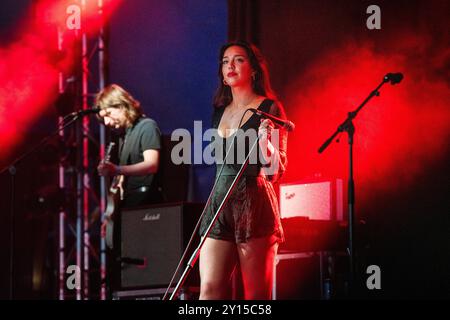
[258,118,274,140]
[97,161,119,176]
[258,119,275,167]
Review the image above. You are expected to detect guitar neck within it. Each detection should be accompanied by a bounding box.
[109,174,121,191]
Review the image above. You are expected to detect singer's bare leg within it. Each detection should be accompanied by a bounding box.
[237,234,278,300]
[199,237,237,300]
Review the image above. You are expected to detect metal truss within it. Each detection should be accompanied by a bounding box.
[56,0,108,300]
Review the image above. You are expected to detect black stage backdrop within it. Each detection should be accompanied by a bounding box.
[228,0,449,299]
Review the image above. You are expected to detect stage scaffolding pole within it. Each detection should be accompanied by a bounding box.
[81,0,90,300]
[97,0,108,301]
[56,0,109,300]
[56,26,66,301]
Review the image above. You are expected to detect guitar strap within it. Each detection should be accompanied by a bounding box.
[118,136,125,161]
[119,130,131,165]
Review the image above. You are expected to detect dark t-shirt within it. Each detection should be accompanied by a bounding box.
[119,117,161,192]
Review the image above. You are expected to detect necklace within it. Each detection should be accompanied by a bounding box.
[228,95,258,117]
[220,96,260,138]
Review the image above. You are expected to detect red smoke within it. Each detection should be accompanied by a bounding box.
[284,34,450,208]
[0,0,121,164]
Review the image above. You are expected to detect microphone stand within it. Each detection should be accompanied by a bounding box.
[0,110,91,300]
[318,73,401,297]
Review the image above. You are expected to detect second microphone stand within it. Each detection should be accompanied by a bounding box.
[318,73,403,297]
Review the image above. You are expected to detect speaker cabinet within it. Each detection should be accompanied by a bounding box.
[272,251,348,300]
[120,202,204,289]
[157,135,191,202]
[272,252,322,300]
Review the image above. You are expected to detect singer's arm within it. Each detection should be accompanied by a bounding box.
[258,102,288,182]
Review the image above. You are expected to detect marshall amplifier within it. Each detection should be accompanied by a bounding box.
[120,202,204,289]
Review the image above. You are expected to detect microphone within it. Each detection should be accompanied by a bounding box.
[384,73,404,85]
[249,108,295,132]
[69,107,101,117]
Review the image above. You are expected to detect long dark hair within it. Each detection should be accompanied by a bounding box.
[213,41,278,108]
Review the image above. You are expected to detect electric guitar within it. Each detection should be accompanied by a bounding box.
[102,142,122,249]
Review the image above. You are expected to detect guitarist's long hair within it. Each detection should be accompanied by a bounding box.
[96,84,143,124]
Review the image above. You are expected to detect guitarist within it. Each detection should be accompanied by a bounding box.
[96,84,163,293]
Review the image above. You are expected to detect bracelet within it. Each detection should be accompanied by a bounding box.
[116,165,122,175]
